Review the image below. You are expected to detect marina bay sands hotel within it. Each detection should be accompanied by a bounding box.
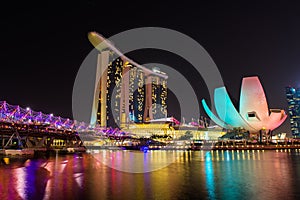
[89,32,168,128]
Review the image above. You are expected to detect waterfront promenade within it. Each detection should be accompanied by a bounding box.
[1,100,299,155]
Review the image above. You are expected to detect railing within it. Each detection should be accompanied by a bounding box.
[0,101,106,135]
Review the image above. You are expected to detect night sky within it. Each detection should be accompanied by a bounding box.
[1,1,300,133]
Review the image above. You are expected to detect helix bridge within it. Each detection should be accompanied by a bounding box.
[0,101,127,154]
[0,101,106,133]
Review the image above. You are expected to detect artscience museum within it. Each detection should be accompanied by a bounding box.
[202,76,287,134]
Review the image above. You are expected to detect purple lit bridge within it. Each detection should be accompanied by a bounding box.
[0,101,112,153]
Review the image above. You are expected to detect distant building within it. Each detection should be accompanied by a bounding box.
[285,86,300,136]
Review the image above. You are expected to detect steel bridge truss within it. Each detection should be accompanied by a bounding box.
[0,101,106,133]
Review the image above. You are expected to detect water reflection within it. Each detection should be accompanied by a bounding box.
[0,150,300,199]
[14,160,50,200]
[205,152,216,199]
[199,150,299,199]
[91,150,185,173]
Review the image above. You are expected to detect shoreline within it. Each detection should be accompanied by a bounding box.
[2,143,300,156]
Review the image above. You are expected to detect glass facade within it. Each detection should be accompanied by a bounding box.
[97,55,124,127]
[132,68,145,123]
[151,76,167,119]
[286,86,300,136]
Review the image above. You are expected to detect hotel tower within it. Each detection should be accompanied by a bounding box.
[92,50,168,128]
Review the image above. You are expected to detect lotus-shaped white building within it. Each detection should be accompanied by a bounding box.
[202,76,287,133]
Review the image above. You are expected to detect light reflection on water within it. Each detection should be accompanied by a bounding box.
[91,150,184,173]
[0,150,300,200]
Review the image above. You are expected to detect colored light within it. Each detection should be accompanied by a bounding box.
[202,76,287,133]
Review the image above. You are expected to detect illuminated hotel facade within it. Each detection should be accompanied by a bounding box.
[286,86,300,136]
[87,32,226,139]
[94,50,168,128]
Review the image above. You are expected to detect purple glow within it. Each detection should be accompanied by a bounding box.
[0,100,129,136]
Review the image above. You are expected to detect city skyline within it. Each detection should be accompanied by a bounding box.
[2,2,300,199]
[1,1,300,134]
